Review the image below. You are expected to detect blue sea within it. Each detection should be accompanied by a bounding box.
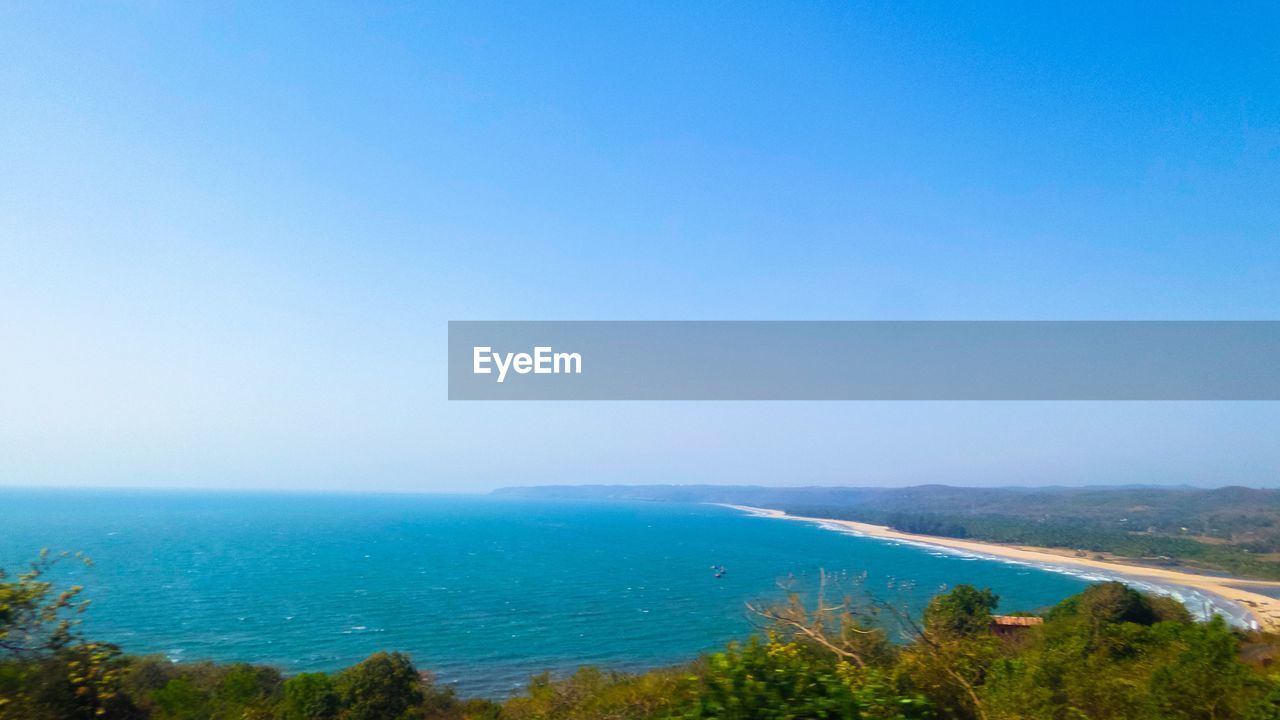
[1,489,1104,696]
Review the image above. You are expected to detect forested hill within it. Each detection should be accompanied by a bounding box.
[493,484,1280,578]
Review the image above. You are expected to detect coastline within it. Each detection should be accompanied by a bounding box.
[722,504,1280,633]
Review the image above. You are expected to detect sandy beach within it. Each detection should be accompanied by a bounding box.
[724,504,1280,633]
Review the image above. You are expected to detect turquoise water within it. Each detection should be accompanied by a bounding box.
[1,489,1093,696]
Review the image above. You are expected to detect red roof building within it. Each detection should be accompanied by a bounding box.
[991,615,1044,638]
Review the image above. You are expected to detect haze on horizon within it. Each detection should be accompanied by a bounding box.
[2,3,1278,493]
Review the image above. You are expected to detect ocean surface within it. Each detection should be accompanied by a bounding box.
[4,489,1111,696]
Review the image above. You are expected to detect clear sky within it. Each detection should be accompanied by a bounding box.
[2,3,1278,491]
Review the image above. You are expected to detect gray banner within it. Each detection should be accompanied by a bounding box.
[447,321,1280,400]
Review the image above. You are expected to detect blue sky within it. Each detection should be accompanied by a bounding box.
[1,2,1278,490]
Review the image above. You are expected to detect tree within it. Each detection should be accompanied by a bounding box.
[681,636,931,720]
[502,667,683,720]
[895,586,1003,720]
[0,549,94,658]
[746,570,893,670]
[923,585,998,639]
[982,586,1280,720]
[0,552,133,720]
[1150,617,1273,720]
[1052,581,1161,627]
[215,664,281,717]
[334,652,424,720]
[283,672,340,720]
[149,678,208,720]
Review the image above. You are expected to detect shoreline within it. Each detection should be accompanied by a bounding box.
[722,504,1280,632]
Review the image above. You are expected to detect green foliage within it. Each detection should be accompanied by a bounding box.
[150,678,208,720]
[923,586,998,639]
[0,549,92,657]
[220,663,280,708]
[501,666,686,720]
[333,651,424,720]
[130,661,283,720]
[7,553,1280,720]
[1149,617,1272,720]
[897,587,1001,720]
[678,635,932,719]
[283,672,339,720]
[1051,581,1164,626]
[982,592,1280,720]
[0,551,134,720]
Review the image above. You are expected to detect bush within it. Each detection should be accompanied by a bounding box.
[283,672,339,720]
[333,651,425,720]
[678,635,932,719]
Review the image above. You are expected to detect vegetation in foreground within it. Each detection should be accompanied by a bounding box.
[6,553,1280,719]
